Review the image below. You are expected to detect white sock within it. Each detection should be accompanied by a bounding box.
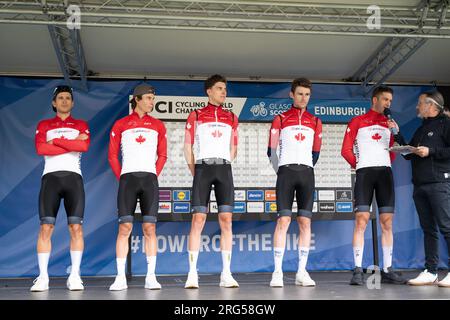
[116,258,126,276]
[298,247,310,273]
[382,246,393,272]
[37,252,50,278]
[188,251,199,274]
[353,246,363,268]
[146,256,157,276]
[221,250,232,274]
[70,251,83,276]
[273,247,285,273]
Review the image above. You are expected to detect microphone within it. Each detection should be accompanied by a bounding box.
[383,108,399,135]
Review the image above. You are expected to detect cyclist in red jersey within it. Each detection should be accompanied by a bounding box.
[108,84,167,291]
[341,85,406,285]
[267,78,322,287]
[31,86,90,292]
[184,75,239,289]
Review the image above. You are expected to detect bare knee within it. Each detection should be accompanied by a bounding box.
[191,214,206,232]
[118,223,132,238]
[276,216,291,232]
[143,223,156,238]
[39,224,54,241]
[68,224,83,238]
[298,218,311,233]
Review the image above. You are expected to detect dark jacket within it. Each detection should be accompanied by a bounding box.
[395,114,450,186]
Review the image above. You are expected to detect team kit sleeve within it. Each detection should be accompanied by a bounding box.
[267,115,281,170]
[312,117,323,166]
[156,121,168,176]
[108,121,122,180]
[341,117,358,169]
[389,131,396,163]
[52,120,91,152]
[184,111,196,146]
[35,121,68,156]
[231,113,239,147]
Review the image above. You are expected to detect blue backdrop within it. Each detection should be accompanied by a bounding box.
[0,76,448,277]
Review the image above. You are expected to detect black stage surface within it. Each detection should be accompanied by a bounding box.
[1,271,450,300]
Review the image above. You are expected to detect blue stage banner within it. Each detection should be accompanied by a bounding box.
[1,76,447,277]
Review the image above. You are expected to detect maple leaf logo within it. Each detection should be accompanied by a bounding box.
[212,130,222,138]
[136,135,146,144]
[295,133,305,142]
[372,133,382,141]
[60,135,66,139]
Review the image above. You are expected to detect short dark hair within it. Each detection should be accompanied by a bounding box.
[372,85,394,99]
[291,78,312,93]
[130,95,142,110]
[204,74,227,95]
[422,90,445,110]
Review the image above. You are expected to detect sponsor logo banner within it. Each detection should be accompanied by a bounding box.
[265,202,277,213]
[234,190,246,201]
[152,96,247,120]
[173,202,191,213]
[336,190,352,201]
[319,202,335,212]
[247,202,264,213]
[173,190,190,201]
[247,190,264,201]
[210,202,218,213]
[233,202,246,213]
[336,202,353,213]
[265,190,276,201]
[210,190,216,201]
[158,202,172,213]
[318,190,335,201]
[159,190,172,201]
[239,98,370,123]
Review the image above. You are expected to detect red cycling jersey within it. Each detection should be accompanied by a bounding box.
[341,109,395,170]
[268,107,322,168]
[35,115,90,176]
[184,103,238,161]
[108,111,167,179]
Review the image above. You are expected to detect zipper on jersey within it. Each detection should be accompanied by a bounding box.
[215,107,218,123]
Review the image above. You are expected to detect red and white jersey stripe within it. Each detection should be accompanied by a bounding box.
[341,109,395,170]
[35,115,90,176]
[184,103,238,161]
[108,111,167,179]
[268,107,322,168]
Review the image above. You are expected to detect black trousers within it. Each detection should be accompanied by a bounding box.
[413,182,450,273]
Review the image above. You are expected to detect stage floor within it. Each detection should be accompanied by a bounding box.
[1,271,450,300]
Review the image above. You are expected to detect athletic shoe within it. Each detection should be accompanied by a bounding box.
[145,274,161,290]
[408,269,438,286]
[219,272,239,288]
[349,267,364,285]
[381,267,407,284]
[269,271,284,287]
[109,275,128,291]
[66,274,84,291]
[295,270,316,287]
[438,273,450,288]
[184,272,199,289]
[30,276,49,292]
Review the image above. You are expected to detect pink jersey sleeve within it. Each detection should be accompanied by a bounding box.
[268,115,281,150]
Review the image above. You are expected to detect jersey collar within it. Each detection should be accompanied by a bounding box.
[54,114,73,122]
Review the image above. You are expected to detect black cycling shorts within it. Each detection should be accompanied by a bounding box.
[191,160,234,214]
[39,171,85,225]
[354,166,395,214]
[117,172,159,224]
[276,164,315,218]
